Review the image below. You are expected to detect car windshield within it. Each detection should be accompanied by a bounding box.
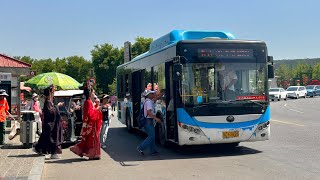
[287,87,298,91]
[269,89,279,92]
[306,86,315,89]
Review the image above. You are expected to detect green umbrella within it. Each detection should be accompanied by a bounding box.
[25,72,81,90]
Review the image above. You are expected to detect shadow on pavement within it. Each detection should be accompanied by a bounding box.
[0,144,24,149]
[45,158,87,164]
[8,154,41,158]
[103,127,262,162]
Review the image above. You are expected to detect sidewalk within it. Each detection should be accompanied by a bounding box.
[0,127,44,180]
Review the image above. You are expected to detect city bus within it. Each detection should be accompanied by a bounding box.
[116,30,274,146]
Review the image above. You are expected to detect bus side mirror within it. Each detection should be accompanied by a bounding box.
[267,56,274,79]
[173,63,183,81]
[268,64,275,79]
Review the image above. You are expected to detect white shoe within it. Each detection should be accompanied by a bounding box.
[32,147,42,155]
[50,154,61,159]
[45,155,51,160]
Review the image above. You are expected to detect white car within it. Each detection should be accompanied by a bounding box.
[269,88,288,101]
[286,86,307,99]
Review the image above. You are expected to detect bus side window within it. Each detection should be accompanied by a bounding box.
[145,68,152,91]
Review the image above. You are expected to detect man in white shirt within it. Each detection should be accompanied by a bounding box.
[137,90,161,155]
[220,69,238,100]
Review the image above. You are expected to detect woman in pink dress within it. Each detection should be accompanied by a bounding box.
[70,87,102,160]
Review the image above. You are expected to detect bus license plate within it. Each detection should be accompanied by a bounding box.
[222,131,239,139]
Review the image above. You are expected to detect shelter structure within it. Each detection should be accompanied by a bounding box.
[0,54,31,124]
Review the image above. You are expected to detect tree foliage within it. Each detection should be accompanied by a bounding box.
[13,37,153,94]
[63,56,92,83]
[91,44,123,94]
[275,59,320,86]
[131,37,153,59]
[108,78,117,95]
[312,63,320,80]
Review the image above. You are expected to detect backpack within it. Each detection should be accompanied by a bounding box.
[138,101,147,128]
[102,104,109,121]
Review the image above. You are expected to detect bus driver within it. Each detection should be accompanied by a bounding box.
[219,67,238,100]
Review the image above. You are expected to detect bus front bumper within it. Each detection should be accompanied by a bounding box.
[178,121,270,146]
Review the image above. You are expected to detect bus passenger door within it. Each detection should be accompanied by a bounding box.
[132,71,142,127]
[165,62,178,142]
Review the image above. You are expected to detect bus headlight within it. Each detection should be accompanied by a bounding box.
[257,121,270,131]
[179,122,205,136]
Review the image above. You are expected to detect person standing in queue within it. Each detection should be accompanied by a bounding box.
[33,85,64,159]
[30,93,42,135]
[70,86,102,160]
[100,95,113,149]
[110,95,117,111]
[0,89,12,145]
[137,90,161,155]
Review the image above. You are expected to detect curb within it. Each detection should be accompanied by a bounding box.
[28,156,45,180]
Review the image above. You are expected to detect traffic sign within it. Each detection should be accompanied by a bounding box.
[30,70,36,76]
[88,78,96,86]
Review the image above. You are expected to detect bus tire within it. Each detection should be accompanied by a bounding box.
[125,110,132,132]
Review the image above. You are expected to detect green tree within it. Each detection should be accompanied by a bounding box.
[32,58,55,73]
[275,64,292,82]
[54,58,68,74]
[312,63,320,79]
[108,78,116,95]
[293,63,312,77]
[64,56,92,83]
[131,37,153,59]
[91,44,123,94]
[14,56,35,64]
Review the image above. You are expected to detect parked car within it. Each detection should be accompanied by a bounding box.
[286,86,307,99]
[269,88,288,101]
[54,90,84,143]
[306,85,320,97]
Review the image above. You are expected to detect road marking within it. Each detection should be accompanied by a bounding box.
[271,119,305,127]
[289,109,304,114]
[284,103,287,107]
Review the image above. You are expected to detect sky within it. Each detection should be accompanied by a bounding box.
[0,0,319,60]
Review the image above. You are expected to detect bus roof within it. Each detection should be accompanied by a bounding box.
[118,30,235,68]
[148,30,235,53]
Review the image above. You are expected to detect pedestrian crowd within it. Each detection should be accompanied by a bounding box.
[2,80,160,160]
[29,82,115,160]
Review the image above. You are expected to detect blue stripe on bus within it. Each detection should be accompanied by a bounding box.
[177,106,270,129]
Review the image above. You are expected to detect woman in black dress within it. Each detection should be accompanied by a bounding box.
[33,85,63,159]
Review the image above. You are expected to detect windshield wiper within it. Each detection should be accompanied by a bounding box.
[230,99,265,107]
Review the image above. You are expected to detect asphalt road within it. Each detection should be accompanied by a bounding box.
[42,97,320,180]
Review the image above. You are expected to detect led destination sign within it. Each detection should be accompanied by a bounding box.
[198,49,254,59]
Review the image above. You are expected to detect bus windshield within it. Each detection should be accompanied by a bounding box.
[181,62,267,107]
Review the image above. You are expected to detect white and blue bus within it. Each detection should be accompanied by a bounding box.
[117,30,274,146]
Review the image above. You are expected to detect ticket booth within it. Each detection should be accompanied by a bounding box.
[0,54,31,127]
